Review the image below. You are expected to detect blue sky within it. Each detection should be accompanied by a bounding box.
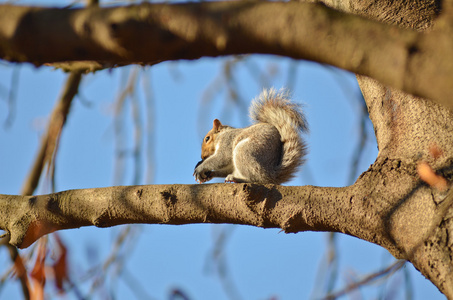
[0,4,445,299]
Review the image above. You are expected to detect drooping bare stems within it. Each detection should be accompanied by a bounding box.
[4,241,30,300]
[20,71,82,195]
[0,70,82,300]
[322,260,406,300]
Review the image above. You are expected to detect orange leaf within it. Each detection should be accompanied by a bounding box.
[52,233,68,292]
[12,253,27,279]
[29,240,47,300]
[417,162,448,191]
[29,278,45,300]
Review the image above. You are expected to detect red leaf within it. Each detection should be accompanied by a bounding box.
[52,233,68,292]
[29,240,47,300]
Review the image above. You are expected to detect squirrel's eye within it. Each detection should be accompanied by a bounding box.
[205,136,210,143]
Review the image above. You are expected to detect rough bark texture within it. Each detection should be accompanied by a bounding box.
[332,0,453,296]
[0,2,453,108]
[1,0,453,298]
[0,181,428,259]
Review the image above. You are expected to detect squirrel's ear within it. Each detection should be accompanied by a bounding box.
[213,119,222,130]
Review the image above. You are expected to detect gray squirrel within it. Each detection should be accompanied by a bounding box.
[193,88,308,184]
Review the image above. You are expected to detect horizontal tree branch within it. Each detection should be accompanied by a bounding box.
[0,154,450,295]
[0,183,394,252]
[0,2,452,108]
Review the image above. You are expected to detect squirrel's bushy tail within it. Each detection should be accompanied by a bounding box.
[250,88,308,184]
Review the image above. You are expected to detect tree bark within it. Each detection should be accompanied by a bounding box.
[1,0,453,297]
[0,157,452,296]
[329,0,453,297]
[0,2,452,108]
[0,176,432,261]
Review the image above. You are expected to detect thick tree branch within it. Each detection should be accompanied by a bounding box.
[0,184,348,249]
[0,162,434,257]
[1,156,451,297]
[0,2,452,108]
[0,182,399,255]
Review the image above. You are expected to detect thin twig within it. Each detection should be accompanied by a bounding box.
[322,260,406,300]
[310,232,339,299]
[3,65,20,129]
[120,266,156,300]
[205,225,242,300]
[140,69,156,184]
[130,76,144,186]
[113,67,139,185]
[7,244,30,300]
[20,71,83,195]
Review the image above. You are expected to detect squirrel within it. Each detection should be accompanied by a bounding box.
[193,88,308,184]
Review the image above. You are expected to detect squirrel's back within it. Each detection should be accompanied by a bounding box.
[249,88,308,183]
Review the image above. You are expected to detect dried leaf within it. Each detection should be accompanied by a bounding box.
[12,253,27,279]
[52,233,68,292]
[417,161,448,191]
[29,241,47,300]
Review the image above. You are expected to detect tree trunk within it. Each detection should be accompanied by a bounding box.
[329,0,453,296]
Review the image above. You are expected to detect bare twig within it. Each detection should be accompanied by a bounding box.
[20,71,83,195]
[170,288,192,300]
[140,70,156,184]
[205,225,242,300]
[130,76,144,186]
[113,67,139,185]
[286,61,298,93]
[1,70,83,300]
[120,266,156,300]
[7,243,30,300]
[85,225,141,297]
[198,58,248,139]
[322,260,406,300]
[3,65,20,129]
[2,70,83,300]
[310,232,339,299]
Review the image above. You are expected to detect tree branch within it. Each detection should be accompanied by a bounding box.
[0,2,452,108]
[0,183,387,251]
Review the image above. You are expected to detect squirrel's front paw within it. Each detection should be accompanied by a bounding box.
[225,174,242,183]
[225,175,235,183]
[193,161,212,183]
